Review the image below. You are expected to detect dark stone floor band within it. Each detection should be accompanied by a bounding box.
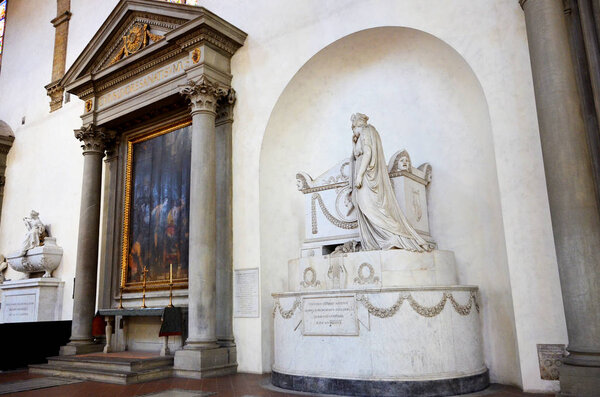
[271,369,490,397]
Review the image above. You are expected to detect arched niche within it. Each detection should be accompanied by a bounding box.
[258,27,518,380]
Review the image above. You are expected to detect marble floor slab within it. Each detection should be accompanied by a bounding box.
[138,389,214,397]
[0,370,554,397]
[0,376,83,394]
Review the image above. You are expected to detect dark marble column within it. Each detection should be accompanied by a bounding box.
[520,1,600,395]
[178,76,227,350]
[216,90,235,347]
[61,125,111,355]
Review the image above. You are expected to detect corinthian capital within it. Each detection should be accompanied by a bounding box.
[216,88,236,124]
[179,76,228,115]
[74,125,113,155]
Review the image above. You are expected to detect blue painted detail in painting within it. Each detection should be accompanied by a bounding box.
[128,125,191,284]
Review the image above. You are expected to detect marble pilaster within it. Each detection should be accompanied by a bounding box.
[98,139,119,310]
[521,1,600,394]
[61,125,111,355]
[215,91,235,346]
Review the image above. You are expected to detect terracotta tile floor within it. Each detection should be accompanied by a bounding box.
[0,370,555,397]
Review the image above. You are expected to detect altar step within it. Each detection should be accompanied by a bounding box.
[29,352,174,384]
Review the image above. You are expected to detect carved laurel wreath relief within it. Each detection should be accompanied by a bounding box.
[300,266,321,288]
[354,262,380,285]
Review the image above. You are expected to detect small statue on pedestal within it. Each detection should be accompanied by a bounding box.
[20,210,46,256]
[6,210,63,278]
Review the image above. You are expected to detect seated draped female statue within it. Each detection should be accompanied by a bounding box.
[351,113,432,252]
[20,210,46,256]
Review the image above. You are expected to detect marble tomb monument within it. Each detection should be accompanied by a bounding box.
[272,113,488,396]
[0,211,64,323]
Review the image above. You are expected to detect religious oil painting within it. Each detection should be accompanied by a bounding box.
[121,122,191,290]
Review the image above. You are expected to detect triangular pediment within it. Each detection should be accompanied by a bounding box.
[88,11,188,74]
[62,0,245,97]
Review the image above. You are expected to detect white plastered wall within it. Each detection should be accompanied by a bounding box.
[0,0,568,392]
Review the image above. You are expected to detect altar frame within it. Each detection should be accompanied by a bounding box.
[120,119,192,292]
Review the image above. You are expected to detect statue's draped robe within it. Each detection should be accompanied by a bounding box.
[21,218,45,254]
[353,125,431,252]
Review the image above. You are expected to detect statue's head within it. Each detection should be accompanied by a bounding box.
[351,113,369,129]
[30,210,39,218]
[399,156,409,170]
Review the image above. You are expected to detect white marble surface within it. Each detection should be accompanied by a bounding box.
[298,150,433,254]
[0,277,64,323]
[289,249,457,292]
[273,287,485,380]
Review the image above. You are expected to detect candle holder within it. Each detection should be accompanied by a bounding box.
[141,266,148,309]
[168,281,174,307]
[168,263,174,307]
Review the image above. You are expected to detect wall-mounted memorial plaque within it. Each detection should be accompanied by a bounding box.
[234,268,259,317]
[302,295,358,336]
[2,293,36,323]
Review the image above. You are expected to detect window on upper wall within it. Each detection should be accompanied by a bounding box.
[0,0,6,73]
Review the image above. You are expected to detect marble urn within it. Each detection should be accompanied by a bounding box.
[6,237,64,278]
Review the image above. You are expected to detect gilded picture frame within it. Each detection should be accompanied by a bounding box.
[120,120,192,291]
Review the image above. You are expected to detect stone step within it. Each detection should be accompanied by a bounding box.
[45,354,174,372]
[29,362,173,385]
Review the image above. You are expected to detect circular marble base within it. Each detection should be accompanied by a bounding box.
[272,369,490,397]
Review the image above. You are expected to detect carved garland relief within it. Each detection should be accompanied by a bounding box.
[273,291,480,320]
[311,192,358,234]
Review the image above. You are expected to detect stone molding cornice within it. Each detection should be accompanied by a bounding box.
[177,26,242,56]
[51,11,72,27]
[0,135,15,154]
[180,76,228,115]
[74,125,114,155]
[0,145,12,155]
[45,80,65,112]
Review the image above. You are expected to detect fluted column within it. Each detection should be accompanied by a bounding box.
[62,125,111,355]
[521,1,600,395]
[216,90,235,346]
[179,76,227,349]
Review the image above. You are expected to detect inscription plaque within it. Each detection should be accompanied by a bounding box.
[3,293,36,323]
[97,57,192,110]
[302,295,358,336]
[234,268,259,318]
